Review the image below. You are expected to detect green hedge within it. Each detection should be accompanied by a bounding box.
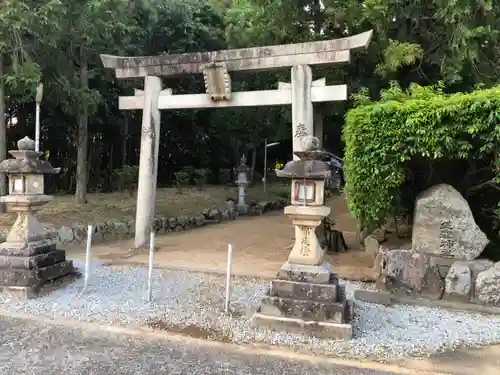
[343,82,500,231]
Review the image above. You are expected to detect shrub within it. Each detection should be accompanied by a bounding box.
[274,185,291,200]
[219,168,232,185]
[173,171,191,194]
[112,165,139,196]
[344,82,500,235]
[181,166,195,181]
[194,168,210,190]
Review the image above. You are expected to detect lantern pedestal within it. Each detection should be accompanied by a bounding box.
[284,205,330,265]
[0,137,77,298]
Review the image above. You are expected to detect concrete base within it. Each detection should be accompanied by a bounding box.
[251,313,352,339]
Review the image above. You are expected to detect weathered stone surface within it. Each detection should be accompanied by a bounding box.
[444,259,494,302]
[377,249,444,299]
[475,262,500,306]
[429,256,456,278]
[72,225,87,244]
[419,264,444,300]
[412,184,489,260]
[445,262,471,301]
[260,296,345,323]
[57,226,74,244]
[0,249,66,269]
[0,240,56,257]
[277,261,333,284]
[363,235,379,257]
[375,248,412,285]
[269,279,337,301]
[0,260,74,287]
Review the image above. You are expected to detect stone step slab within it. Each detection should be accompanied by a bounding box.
[251,313,352,340]
[269,279,337,302]
[259,295,346,323]
[277,261,333,284]
[0,249,66,269]
[0,260,74,287]
[0,242,57,257]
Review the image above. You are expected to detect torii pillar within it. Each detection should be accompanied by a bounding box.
[279,71,326,159]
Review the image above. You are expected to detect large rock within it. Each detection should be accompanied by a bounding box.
[363,235,380,257]
[376,248,444,299]
[475,262,500,306]
[412,184,489,260]
[444,260,493,302]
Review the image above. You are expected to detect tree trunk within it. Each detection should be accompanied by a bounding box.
[75,46,89,204]
[250,146,256,185]
[121,116,128,166]
[0,55,7,213]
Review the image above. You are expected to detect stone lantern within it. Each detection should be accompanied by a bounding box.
[0,136,75,298]
[251,136,353,339]
[234,154,250,214]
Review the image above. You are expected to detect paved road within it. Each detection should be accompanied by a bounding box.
[0,316,403,375]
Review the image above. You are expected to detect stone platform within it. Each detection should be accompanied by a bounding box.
[252,261,353,339]
[0,240,76,298]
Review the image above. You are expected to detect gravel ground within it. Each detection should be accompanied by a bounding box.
[2,260,500,360]
[0,315,402,375]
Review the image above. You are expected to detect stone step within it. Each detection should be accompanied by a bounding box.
[0,260,74,287]
[277,261,333,284]
[0,250,66,269]
[0,242,57,257]
[269,279,338,302]
[259,295,346,323]
[251,313,352,340]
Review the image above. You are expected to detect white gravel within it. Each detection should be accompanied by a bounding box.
[2,260,500,360]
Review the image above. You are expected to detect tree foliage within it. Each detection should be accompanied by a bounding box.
[0,0,498,231]
[344,82,500,238]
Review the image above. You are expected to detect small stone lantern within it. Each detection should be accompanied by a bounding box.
[234,154,250,214]
[251,136,354,340]
[0,136,75,298]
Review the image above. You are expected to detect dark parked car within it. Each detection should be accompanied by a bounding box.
[320,151,344,192]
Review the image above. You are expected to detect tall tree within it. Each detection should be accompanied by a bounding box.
[0,0,64,208]
[45,0,143,203]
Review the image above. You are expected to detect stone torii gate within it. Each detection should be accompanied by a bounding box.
[100,30,373,249]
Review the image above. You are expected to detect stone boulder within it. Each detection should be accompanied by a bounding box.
[363,235,380,257]
[444,259,493,302]
[412,184,489,260]
[375,248,444,299]
[475,262,500,306]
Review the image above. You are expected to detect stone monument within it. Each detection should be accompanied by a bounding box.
[251,136,353,339]
[234,154,250,214]
[0,136,76,298]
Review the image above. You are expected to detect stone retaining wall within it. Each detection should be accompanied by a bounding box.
[1,199,289,246]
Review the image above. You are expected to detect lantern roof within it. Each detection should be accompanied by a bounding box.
[275,136,330,180]
[0,137,60,174]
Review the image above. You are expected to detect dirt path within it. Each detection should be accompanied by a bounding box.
[66,196,376,282]
[0,185,282,230]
